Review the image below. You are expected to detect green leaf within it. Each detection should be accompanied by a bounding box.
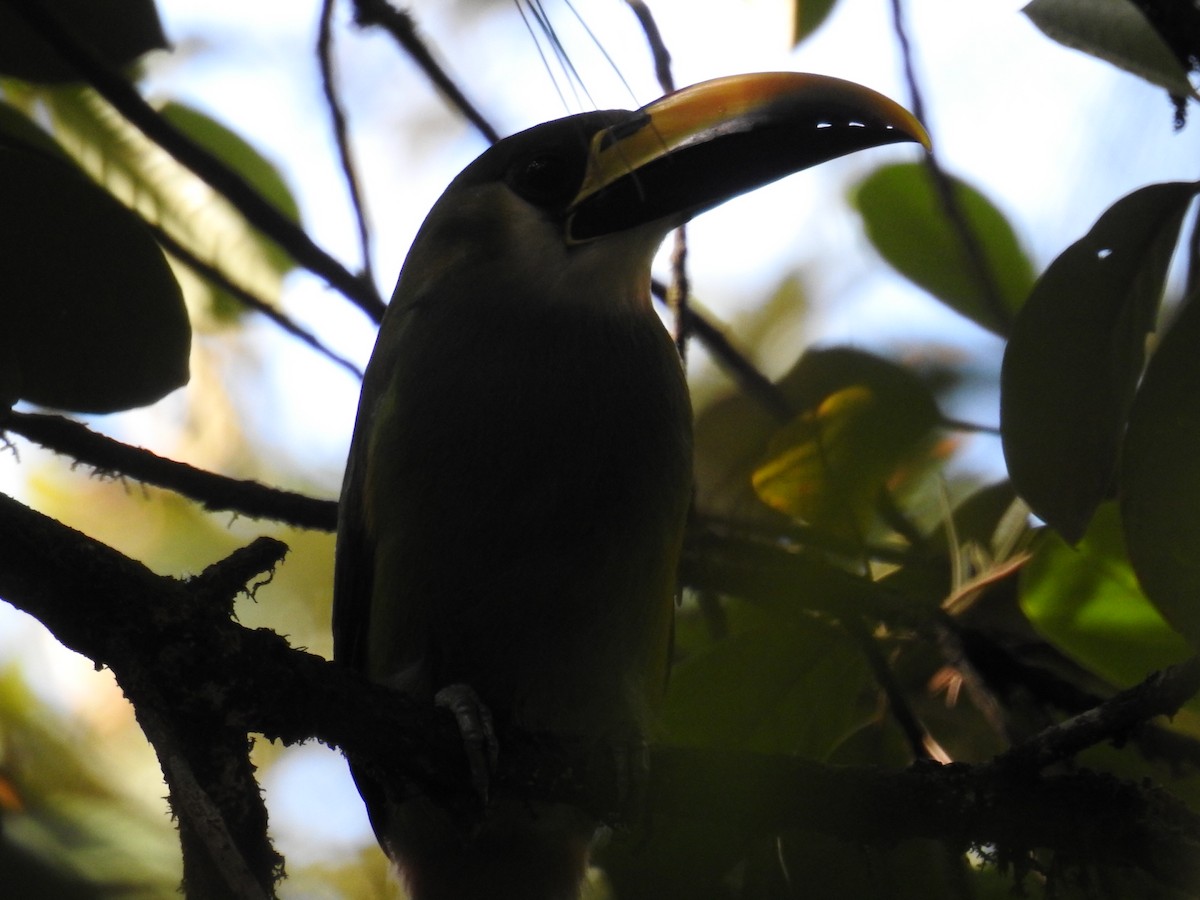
[1023,0,1195,98]
[0,148,189,413]
[40,87,297,325]
[750,347,942,539]
[792,0,840,45]
[1019,503,1192,688]
[1000,181,1197,543]
[854,163,1035,335]
[0,0,167,83]
[663,613,870,756]
[159,103,300,231]
[158,102,302,322]
[1121,293,1200,648]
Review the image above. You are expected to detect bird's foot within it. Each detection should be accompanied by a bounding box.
[434,683,499,804]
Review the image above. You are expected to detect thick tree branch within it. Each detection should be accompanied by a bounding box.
[137,705,278,900]
[1,488,1198,893]
[649,750,1200,892]
[2,411,338,532]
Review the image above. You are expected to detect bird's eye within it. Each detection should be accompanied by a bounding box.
[506,152,580,208]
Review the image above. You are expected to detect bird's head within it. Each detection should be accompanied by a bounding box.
[392,72,930,317]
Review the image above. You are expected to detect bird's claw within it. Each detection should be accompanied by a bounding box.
[434,683,499,804]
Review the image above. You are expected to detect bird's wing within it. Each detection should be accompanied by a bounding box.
[332,300,417,673]
[332,415,372,671]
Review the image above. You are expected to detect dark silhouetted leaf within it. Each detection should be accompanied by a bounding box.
[1122,293,1200,648]
[0,331,17,410]
[854,162,1035,335]
[1000,181,1197,543]
[1020,504,1192,687]
[0,148,189,412]
[1024,0,1195,97]
[0,0,167,83]
[0,101,67,160]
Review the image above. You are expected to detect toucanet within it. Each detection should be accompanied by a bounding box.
[333,72,929,900]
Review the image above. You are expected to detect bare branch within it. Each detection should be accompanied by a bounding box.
[2,411,338,531]
[152,224,364,380]
[888,0,1013,332]
[625,0,674,93]
[138,706,277,900]
[999,655,1200,771]
[658,282,792,421]
[848,617,947,762]
[623,5,693,363]
[319,0,375,290]
[350,0,501,145]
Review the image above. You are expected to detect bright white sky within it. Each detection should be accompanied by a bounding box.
[4,0,1200,880]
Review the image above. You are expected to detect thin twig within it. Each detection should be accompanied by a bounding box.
[2,411,338,532]
[998,655,1200,771]
[626,2,692,359]
[659,281,793,420]
[351,0,501,144]
[319,0,376,291]
[847,617,947,762]
[152,225,363,380]
[931,617,1013,744]
[888,0,1012,333]
[668,234,691,360]
[693,514,913,566]
[628,0,782,418]
[940,415,1000,435]
[888,0,927,130]
[2,0,385,324]
[625,0,674,93]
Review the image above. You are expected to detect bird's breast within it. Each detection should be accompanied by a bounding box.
[362,297,692,735]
